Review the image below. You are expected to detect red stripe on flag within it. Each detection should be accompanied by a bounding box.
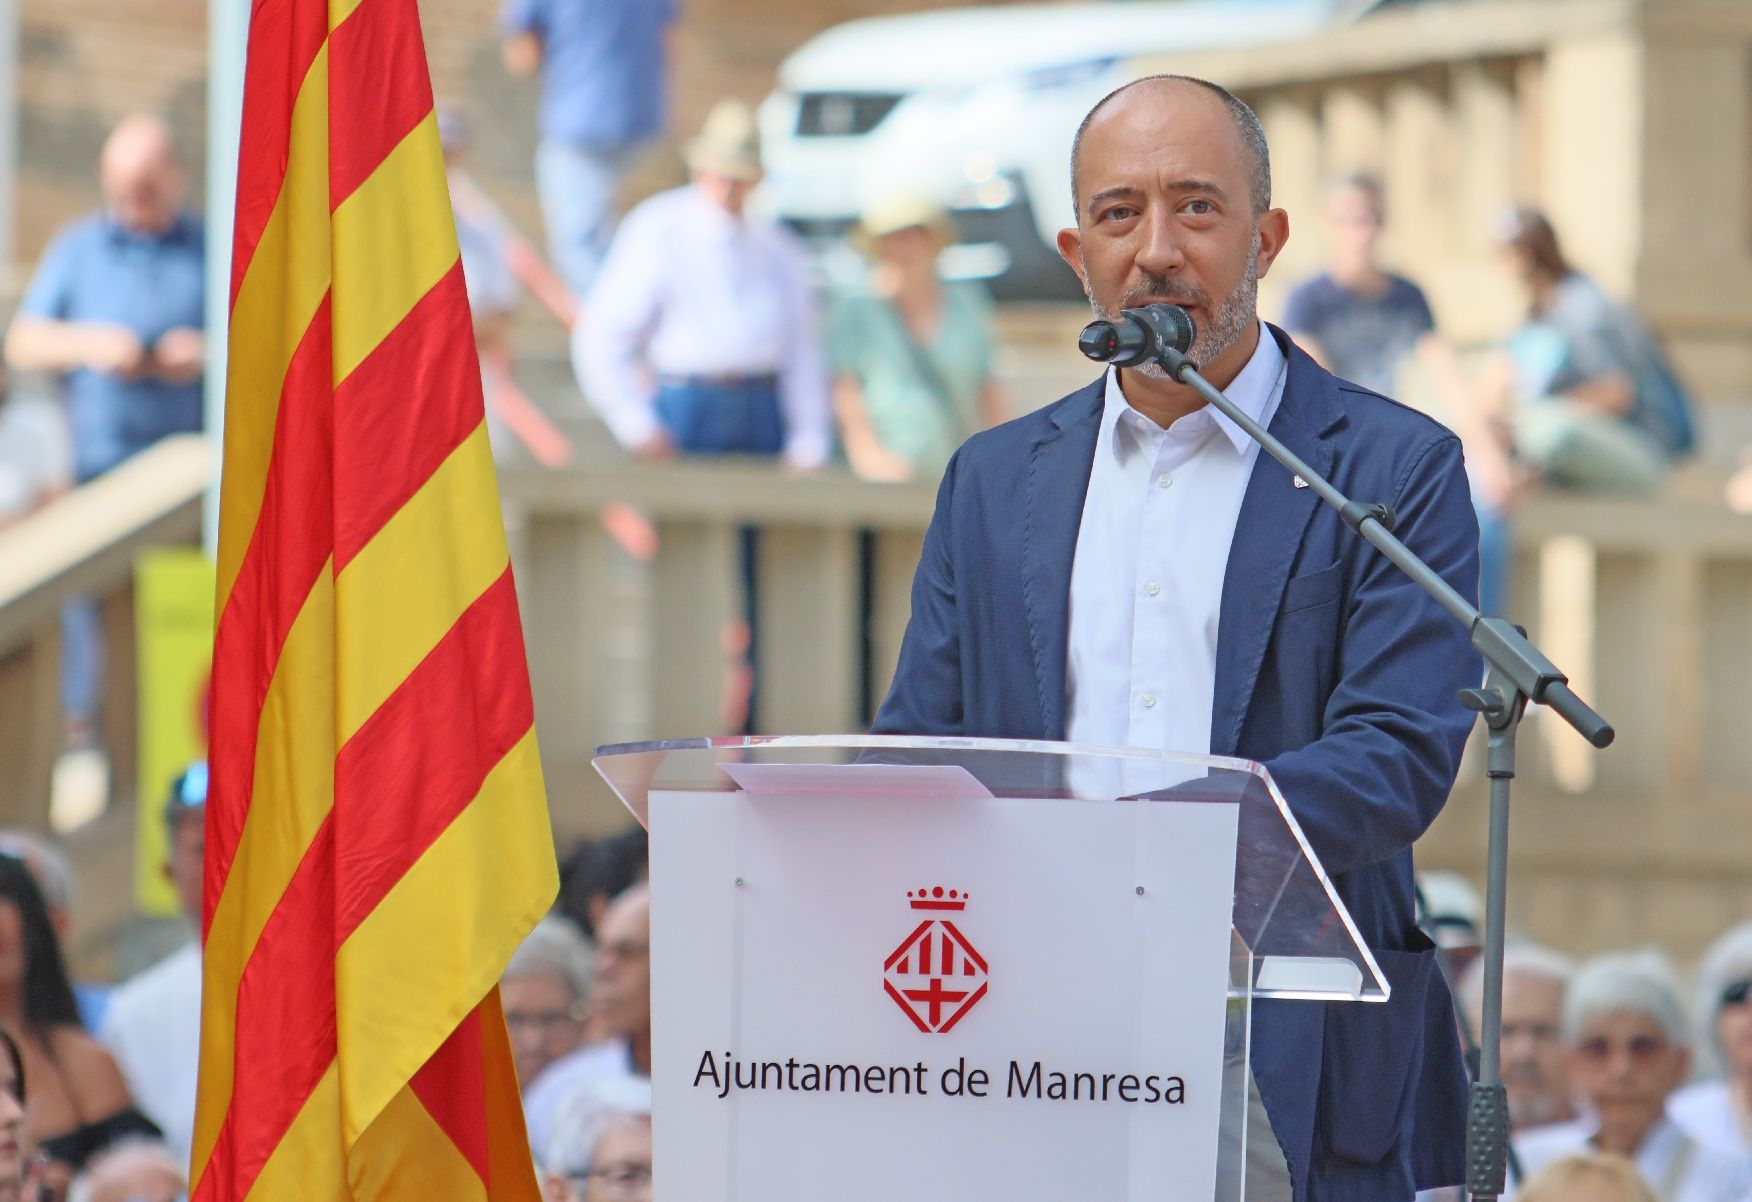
[326,0,436,210]
[333,568,533,939]
[332,263,483,570]
[409,1006,491,1184]
[231,0,329,304]
[204,294,336,934]
[193,818,339,1202]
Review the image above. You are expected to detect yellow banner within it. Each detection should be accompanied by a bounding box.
[135,548,215,915]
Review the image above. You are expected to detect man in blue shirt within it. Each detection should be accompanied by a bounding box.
[501,0,677,300]
[5,115,205,484]
[4,114,205,732]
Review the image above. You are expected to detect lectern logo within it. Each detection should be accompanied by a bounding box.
[883,887,988,1034]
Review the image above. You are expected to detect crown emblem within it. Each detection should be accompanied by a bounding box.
[907,886,968,912]
[886,886,987,1033]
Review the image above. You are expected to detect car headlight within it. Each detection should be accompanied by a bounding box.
[1021,57,1118,91]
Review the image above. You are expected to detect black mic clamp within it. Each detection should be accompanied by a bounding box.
[1077,303,1196,369]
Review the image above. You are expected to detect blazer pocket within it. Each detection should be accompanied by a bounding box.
[1280,562,1343,615]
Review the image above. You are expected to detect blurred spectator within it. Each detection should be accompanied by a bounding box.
[3,115,204,739]
[575,99,830,469]
[540,1077,652,1202]
[499,0,676,300]
[1461,943,1579,1132]
[1418,870,1482,981]
[504,917,593,1094]
[0,1025,27,1202]
[556,828,648,941]
[1512,952,1752,1201]
[1670,921,1752,1156]
[0,366,72,527]
[0,855,157,1179]
[830,192,1004,482]
[1517,1153,1659,1202]
[1280,173,1504,612]
[523,885,651,1158]
[97,763,204,1167]
[72,1138,185,1202]
[1471,208,1696,615]
[0,833,107,1033]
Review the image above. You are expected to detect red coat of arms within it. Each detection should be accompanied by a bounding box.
[883,887,988,1033]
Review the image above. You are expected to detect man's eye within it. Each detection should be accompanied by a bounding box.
[1103,206,1138,223]
[1184,199,1215,216]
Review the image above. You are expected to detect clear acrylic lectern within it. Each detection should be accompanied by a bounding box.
[595,735,1386,1202]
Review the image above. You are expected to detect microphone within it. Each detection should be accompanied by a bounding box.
[1077,303,1196,367]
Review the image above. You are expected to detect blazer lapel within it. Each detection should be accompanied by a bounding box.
[1210,334,1343,757]
[1021,378,1104,741]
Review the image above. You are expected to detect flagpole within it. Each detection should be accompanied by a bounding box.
[204,0,248,554]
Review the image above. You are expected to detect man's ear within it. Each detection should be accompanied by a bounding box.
[1055,227,1087,291]
[1254,207,1291,280]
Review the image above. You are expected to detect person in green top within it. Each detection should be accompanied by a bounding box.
[830,193,1007,480]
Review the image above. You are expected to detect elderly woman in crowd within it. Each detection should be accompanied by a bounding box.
[1671,921,1752,1155]
[0,856,155,1186]
[1511,951,1752,1202]
[503,916,596,1096]
[541,1078,653,1202]
[829,192,1004,483]
[1518,1153,1659,1202]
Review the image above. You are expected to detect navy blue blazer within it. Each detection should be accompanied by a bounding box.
[873,327,1479,1199]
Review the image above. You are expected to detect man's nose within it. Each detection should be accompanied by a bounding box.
[1134,209,1187,276]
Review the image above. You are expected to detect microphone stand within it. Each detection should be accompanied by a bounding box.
[1114,330,1613,1202]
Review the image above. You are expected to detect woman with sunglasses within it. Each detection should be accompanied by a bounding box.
[1671,922,1752,1157]
[1508,952,1752,1201]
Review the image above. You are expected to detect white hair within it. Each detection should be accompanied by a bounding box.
[0,829,74,914]
[505,916,594,1003]
[1460,940,1574,1017]
[1565,950,1690,1048]
[1693,920,1752,1071]
[542,1076,652,1181]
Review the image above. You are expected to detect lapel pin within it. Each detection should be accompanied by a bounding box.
[1293,475,1309,489]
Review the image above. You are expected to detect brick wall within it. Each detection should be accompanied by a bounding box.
[11,0,1028,271]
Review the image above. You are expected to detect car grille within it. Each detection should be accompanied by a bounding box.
[794,92,904,138]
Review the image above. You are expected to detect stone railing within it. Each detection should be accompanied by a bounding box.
[503,454,1752,961]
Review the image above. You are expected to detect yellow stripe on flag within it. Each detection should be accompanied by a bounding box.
[334,422,509,743]
[346,1083,489,1202]
[334,731,553,1142]
[328,0,367,32]
[330,111,459,386]
[238,1064,348,1202]
[216,44,333,614]
[193,564,338,1176]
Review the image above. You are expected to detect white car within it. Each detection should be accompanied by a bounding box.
[759,0,1380,298]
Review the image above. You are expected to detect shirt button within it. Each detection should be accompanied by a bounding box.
[1157,474,1173,489]
[1141,694,1157,709]
[1145,581,1161,597]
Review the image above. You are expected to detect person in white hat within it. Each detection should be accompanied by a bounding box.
[574,99,830,469]
[830,191,1006,482]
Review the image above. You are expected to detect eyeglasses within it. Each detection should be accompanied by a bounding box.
[1575,1033,1671,1064]
[570,1162,651,1198]
[598,939,650,961]
[1722,979,1751,1009]
[503,1007,582,1035]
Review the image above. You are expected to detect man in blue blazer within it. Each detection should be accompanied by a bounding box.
[873,75,1479,1199]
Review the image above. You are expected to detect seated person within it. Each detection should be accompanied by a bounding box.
[540,1078,652,1202]
[0,855,157,1184]
[1518,1153,1658,1202]
[1511,952,1752,1202]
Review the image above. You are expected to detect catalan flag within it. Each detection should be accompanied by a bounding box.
[192,0,557,1196]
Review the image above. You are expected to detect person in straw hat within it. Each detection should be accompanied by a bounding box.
[830,191,1006,482]
[574,98,830,469]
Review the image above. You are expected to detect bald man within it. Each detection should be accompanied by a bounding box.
[5,115,206,730]
[875,75,1479,1198]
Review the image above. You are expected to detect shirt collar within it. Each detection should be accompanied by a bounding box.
[1099,320,1285,459]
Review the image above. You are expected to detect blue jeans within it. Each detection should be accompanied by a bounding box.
[653,377,785,456]
[535,140,637,299]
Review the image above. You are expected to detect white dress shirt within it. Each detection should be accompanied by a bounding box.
[1064,323,1288,763]
[1511,1115,1752,1202]
[99,940,202,1166]
[1671,1079,1752,1157]
[575,184,831,467]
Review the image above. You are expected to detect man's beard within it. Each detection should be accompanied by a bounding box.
[1084,234,1260,381]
